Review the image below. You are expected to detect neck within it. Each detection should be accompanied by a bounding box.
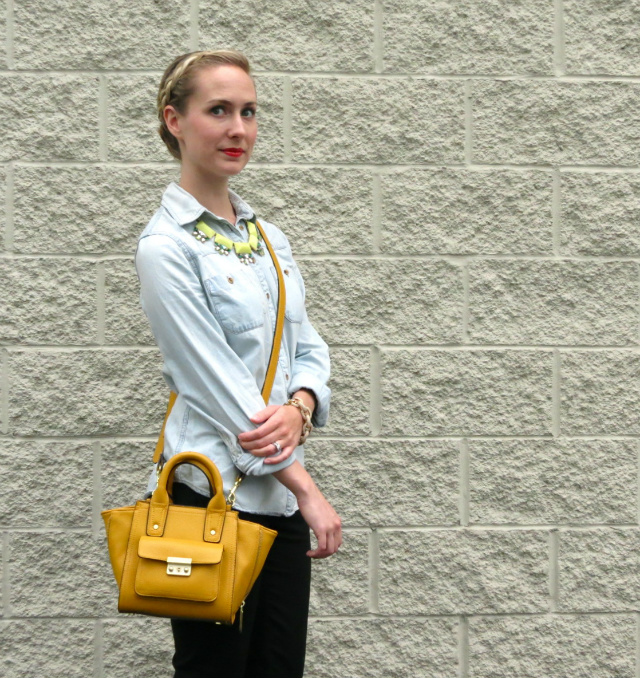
[179,166,235,223]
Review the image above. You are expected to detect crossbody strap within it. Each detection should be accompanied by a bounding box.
[152,219,287,465]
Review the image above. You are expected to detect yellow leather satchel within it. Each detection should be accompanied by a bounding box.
[102,451,277,625]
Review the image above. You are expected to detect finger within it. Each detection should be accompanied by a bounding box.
[263,444,294,464]
[238,417,281,444]
[248,405,276,424]
[307,531,328,559]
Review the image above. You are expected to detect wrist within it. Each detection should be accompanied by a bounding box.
[284,397,313,445]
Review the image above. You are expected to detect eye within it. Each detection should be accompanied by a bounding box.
[210,105,225,116]
[242,107,257,118]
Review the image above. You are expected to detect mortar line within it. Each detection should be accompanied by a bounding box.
[549,529,559,612]
[5,162,14,251]
[97,75,108,161]
[2,532,10,617]
[189,0,199,51]
[464,80,473,165]
[636,613,640,678]
[459,616,469,678]
[461,259,470,343]
[96,262,106,344]
[92,442,102,538]
[0,350,7,434]
[370,346,382,436]
[637,441,640,526]
[552,349,561,437]
[283,76,292,163]
[460,439,470,527]
[371,173,382,254]
[93,619,103,678]
[5,0,14,69]
[552,169,562,256]
[373,0,383,73]
[554,0,567,77]
[369,529,380,613]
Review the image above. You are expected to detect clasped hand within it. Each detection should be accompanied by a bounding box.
[238,404,302,464]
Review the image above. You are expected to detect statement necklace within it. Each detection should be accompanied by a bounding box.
[193,219,265,265]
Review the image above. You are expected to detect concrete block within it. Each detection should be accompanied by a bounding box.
[0,440,93,528]
[13,165,177,254]
[379,529,548,614]
[199,0,374,72]
[468,260,638,345]
[10,531,115,617]
[558,529,640,612]
[102,440,157,510]
[307,618,458,678]
[472,80,640,165]
[309,531,369,616]
[565,0,640,75]
[103,617,173,678]
[0,75,99,161]
[0,620,94,678]
[383,0,553,75]
[0,167,6,251]
[469,439,638,524]
[381,168,553,255]
[560,351,640,435]
[560,171,640,256]
[230,167,374,255]
[251,76,285,164]
[299,259,462,344]
[14,0,189,69]
[469,614,635,678]
[319,348,371,437]
[0,258,97,344]
[380,349,553,436]
[306,439,459,526]
[292,78,465,164]
[8,349,166,436]
[104,258,155,345]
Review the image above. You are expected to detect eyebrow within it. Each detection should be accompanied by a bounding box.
[205,99,257,106]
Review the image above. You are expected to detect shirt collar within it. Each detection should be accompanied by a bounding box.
[161,181,256,227]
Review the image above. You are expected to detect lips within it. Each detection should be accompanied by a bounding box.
[221,148,244,157]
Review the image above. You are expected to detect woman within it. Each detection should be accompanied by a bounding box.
[135,50,341,678]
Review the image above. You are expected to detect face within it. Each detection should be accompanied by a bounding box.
[165,64,258,180]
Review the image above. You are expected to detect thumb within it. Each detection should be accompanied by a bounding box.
[249,405,276,424]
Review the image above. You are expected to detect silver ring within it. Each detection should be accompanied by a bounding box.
[272,441,282,455]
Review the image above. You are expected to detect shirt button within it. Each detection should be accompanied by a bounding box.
[227,276,234,284]
[239,224,245,230]
[266,292,270,299]
[284,269,290,276]
[285,373,289,380]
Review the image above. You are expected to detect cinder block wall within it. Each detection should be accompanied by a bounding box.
[1,1,639,676]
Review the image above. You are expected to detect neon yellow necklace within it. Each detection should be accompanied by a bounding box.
[193,219,265,265]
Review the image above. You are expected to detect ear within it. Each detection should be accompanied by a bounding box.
[163,105,182,140]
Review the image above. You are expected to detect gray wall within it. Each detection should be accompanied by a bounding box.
[1,1,639,676]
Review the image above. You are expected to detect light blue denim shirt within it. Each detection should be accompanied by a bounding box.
[135,182,331,516]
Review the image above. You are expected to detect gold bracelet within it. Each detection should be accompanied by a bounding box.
[284,397,313,445]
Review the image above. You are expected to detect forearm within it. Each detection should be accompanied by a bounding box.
[273,460,317,500]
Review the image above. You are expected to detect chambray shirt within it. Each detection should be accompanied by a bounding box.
[135,182,331,516]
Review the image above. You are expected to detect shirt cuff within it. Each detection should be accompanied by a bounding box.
[288,372,331,428]
[218,428,298,476]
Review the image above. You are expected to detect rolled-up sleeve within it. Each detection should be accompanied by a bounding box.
[135,233,295,476]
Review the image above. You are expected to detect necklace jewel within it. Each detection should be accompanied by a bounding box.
[192,219,263,263]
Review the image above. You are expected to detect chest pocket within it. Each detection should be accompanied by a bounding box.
[204,267,266,334]
[271,257,305,324]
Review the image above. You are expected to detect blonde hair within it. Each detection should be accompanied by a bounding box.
[157,50,252,161]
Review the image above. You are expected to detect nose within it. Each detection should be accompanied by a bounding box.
[227,112,245,139]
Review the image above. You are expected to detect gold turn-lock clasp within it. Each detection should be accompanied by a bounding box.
[167,556,192,576]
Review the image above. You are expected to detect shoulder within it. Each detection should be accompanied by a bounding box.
[136,208,199,272]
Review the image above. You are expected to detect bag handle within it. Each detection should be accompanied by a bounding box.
[152,219,287,470]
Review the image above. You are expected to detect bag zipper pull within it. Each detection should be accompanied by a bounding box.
[238,600,245,633]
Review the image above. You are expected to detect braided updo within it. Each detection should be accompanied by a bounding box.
[157,50,252,161]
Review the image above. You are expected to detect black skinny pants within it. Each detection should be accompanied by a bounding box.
[170,481,312,678]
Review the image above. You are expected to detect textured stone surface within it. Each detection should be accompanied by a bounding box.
[381,168,553,255]
[560,171,640,256]
[558,529,640,612]
[200,0,373,72]
[102,440,156,509]
[108,75,284,163]
[564,0,640,75]
[319,348,371,436]
[0,258,97,344]
[0,167,6,251]
[8,349,166,436]
[292,78,465,164]
[379,529,548,614]
[10,532,114,616]
[104,258,154,345]
[230,167,374,255]
[469,614,636,677]
[0,441,93,527]
[309,530,369,615]
[560,351,640,435]
[14,0,189,69]
[103,617,173,678]
[306,439,459,526]
[468,260,638,345]
[299,259,462,344]
[0,620,94,677]
[0,75,99,161]
[383,0,553,74]
[13,165,177,254]
[472,81,640,165]
[307,618,458,678]
[381,350,553,436]
[469,439,637,525]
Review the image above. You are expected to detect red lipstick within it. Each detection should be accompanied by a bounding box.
[222,148,244,157]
